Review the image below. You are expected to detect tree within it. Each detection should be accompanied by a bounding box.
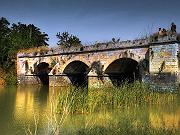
[56,32,81,48]
[0,17,49,70]
[0,17,11,68]
[10,23,49,49]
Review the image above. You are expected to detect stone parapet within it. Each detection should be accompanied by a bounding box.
[17,35,179,58]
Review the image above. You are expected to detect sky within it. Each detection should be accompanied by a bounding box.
[1,0,180,46]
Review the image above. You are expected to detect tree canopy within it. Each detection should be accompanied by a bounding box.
[10,23,49,49]
[56,32,81,48]
[0,17,49,70]
[0,17,11,68]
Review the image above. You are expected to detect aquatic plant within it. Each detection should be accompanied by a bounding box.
[56,82,178,115]
[23,82,180,135]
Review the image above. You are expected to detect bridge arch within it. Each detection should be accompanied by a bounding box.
[63,60,90,87]
[48,56,91,75]
[103,54,141,72]
[60,57,91,73]
[104,58,140,86]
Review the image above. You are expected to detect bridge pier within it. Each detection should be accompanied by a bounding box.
[88,75,113,88]
[48,75,114,88]
[17,75,42,85]
[148,43,180,90]
[49,75,71,87]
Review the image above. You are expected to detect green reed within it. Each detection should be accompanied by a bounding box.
[56,81,178,115]
[25,82,180,135]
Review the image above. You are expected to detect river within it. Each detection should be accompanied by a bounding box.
[0,85,180,135]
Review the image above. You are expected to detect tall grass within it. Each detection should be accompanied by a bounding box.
[24,82,179,135]
[55,82,179,135]
[56,82,178,115]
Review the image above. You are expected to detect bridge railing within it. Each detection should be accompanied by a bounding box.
[51,35,177,54]
[51,38,149,53]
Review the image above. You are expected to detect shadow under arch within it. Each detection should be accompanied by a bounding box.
[34,62,51,85]
[63,60,89,87]
[104,58,140,86]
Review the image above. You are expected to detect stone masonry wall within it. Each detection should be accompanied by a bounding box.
[17,37,180,88]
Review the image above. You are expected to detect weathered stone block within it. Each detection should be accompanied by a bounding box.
[17,75,41,85]
[88,76,113,88]
[49,75,71,87]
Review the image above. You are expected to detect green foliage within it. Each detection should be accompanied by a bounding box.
[5,73,17,85]
[56,32,81,48]
[50,58,57,68]
[22,84,179,135]
[0,17,11,68]
[77,123,177,135]
[56,82,177,115]
[10,23,49,49]
[52,83,179,135]
[4,69,17,85]
[0,17,49,84]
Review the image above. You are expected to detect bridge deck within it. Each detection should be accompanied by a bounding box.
[18,36,178,58]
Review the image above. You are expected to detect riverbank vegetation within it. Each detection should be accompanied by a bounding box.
[24,82,180,135]
[55,83,179,135]
[56,82,178,115]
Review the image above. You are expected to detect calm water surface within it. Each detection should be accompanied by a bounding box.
[0,85,180,135]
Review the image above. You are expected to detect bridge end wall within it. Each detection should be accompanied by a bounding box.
[148,42,180,90]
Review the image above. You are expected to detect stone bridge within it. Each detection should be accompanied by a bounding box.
[17,35,180,89]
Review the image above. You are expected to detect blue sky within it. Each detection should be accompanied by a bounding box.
[1,0,180,46]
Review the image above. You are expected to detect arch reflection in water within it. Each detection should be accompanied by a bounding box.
[105,58,140,86]
[34,85,49,106]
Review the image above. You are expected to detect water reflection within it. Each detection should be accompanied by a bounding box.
[14,86,49,123]
[0,86,179,134]
[0,86,16,135]
[34,85,49,106]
